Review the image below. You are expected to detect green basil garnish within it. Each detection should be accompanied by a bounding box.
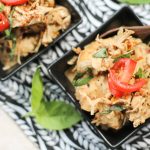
[25,67,82,130]
[113,51,132,62]
[100,109,112,114]
[35,101,82,130]
[5,9,14,38]
[9,36,16,59]
[93,48,108,58]
[101,105,125,114]
[4,9,16,58]
[73,76,93,86]
[31,67,43,114]
[110,105,125,111]
[74,72,85,81]
[73,68,93,86]
[0,4,5,12]
[135,68,145,78]
[119,0,150,4]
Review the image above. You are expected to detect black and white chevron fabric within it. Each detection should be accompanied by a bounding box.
[0,0,150,150]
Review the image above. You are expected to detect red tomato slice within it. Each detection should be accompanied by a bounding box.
[109,69,147,93]
[0,13,9,32]
[112,58,137,83]
[108,75,123,98]
[0,0,28,6]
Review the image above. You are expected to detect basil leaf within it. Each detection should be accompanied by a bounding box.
[73,68,93,86]
[74,72,85,81]
[5,30,10,37]
[26,67,82,130]
[31,67,43,114]
[74,68,93,81]
[4,9,16,59]
[0,4,4,12]
[114,52,131,62]
[35,101,82,130]
[73,76,93,86]
[22,111,34,118]
[119,0,150,4]
[100,109,112,114]
[8,9,14,34]
[5,9,14,38]
[110,105,125,111]
[135,68,145,78]
[100,105,125,114]
[9,35,16,59]
[93,48,108,58]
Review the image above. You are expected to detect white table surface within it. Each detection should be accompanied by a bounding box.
[0,108,38,150]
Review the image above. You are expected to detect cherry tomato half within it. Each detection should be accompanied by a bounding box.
[0,13,9,32]
[109,69,147,93]
[112,58,137,83]
[0,0,28,6]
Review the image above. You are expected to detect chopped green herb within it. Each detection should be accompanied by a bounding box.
[113,51,132,62]
[0,4,5,12]
[100,105,125,114]
[73,76,93,86]
[4,9,17,59]
[100,109,112,114]
[135,68,145,78]
[5,9,14,39]
[110,105,125,112]
[118,0,150,4]
[93,48,108,58]
[9,36,16,59]
[73,68,93,86]
[8,9,14,34]
[25,67,82,130]
[5,29,11,37]
[74,72,85,81]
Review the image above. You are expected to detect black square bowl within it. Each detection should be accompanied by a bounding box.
[48,6,149,148]
[0,0,82,81]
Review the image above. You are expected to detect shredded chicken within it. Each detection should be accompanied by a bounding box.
[92,111,125,130]
[66,28,150,130]
[75,76,111,114]
[0,0,71,70]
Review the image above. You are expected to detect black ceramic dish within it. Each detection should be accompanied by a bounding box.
[48,6,149,148]
[0,0,81,81]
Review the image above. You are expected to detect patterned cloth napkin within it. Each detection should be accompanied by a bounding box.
[0,0,150,150]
